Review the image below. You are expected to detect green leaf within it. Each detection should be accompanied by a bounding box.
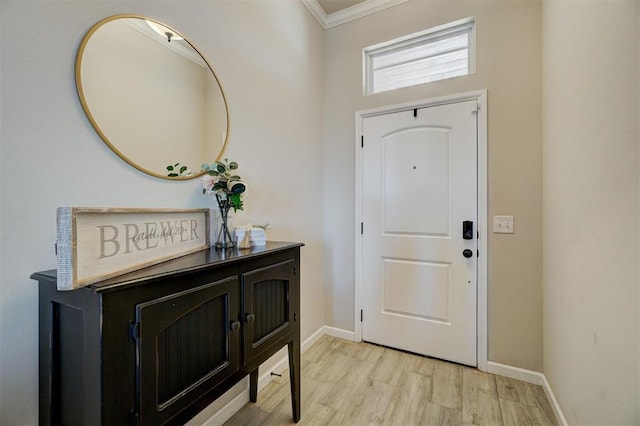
[229,162,238,170]
[180,166,188,173]
[216,164,226,173]
[167,165,174,171]
[230,194,243,212]
[168,173,178,177]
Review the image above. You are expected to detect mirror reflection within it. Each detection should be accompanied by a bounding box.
[76,15,229,179]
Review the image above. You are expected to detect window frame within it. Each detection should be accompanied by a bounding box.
[363,17,476,95]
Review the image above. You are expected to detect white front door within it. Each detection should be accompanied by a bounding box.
[361,100,478,366]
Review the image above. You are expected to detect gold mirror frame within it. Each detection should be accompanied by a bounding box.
[75,14,230,180]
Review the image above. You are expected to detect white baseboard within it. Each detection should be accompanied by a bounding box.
[487,361,567,426]
[540,374,569,426]
[302,325,330,350]
[487,361,545,386]
[322,325,357,341]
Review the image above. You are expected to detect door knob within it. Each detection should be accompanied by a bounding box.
[463,249,473,258]
[246,313,255,323]
[230,321,241,331]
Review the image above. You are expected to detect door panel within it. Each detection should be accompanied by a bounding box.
[382,258,452,322]
[362,101,478,366]
[383,127,451,235]
[242,260,295,362]
[136,276,240,425]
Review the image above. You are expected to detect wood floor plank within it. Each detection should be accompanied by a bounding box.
[532,386,558,426]
[430,360,463,410]
[404,352,437,377]
[316,378,368,414]
[462,368,503,425]
[422,401,463,425]
[223,404,268,425]
[369,346,407,386]
[300,376,334,408]
[299,403,337,425]
[383,371,431,425]
[511,378,541,407]
[259,397,297,426]
[499,398,550,426]
[301,358,325,382]
[223,336,558,426]
[496,374,520,402]
[335,338,384,363]
[253,378,290,413]
[318,352,359,384]
[302,335,334,363]
[349,379,398,425]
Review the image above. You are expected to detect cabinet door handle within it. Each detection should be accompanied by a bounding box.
[230,321,241,331]
[246,313,255,323]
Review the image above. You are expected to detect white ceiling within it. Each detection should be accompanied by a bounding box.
[301,0,408,29]
[317,0,367,15]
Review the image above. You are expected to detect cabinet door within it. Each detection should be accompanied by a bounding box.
[242,260,295,362]
[135,276,240,425]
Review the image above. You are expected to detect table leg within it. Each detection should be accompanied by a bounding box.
[287,339,301,422]
[250,368,259,403]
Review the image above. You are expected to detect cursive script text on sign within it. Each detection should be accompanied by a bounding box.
[97,219,201,259]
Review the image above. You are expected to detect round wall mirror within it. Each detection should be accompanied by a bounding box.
[75,14,229,180]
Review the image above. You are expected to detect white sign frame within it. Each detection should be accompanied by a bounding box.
[56,207,210,290]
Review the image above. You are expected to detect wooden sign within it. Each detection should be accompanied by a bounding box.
[56,207,210,290]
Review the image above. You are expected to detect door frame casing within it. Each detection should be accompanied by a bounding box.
[354,90,488,371]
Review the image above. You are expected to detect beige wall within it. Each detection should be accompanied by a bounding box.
[0,1,325,424]
[323,0,543,371]
[542,0,639,424]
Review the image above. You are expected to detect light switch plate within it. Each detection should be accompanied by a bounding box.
[493,215,514,234]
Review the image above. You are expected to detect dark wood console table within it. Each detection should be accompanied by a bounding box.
[32,241,303,425]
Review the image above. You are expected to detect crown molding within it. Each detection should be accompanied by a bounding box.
[123,18,207,68]
[301,0,409,30]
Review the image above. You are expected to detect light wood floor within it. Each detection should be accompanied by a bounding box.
[224,335,557,425]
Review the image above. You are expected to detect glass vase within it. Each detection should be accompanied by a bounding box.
[215,194,235,249]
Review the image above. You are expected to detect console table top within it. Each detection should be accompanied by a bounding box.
[31,241,304,292]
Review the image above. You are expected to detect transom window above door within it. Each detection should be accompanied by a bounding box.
[363,17,475,95]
